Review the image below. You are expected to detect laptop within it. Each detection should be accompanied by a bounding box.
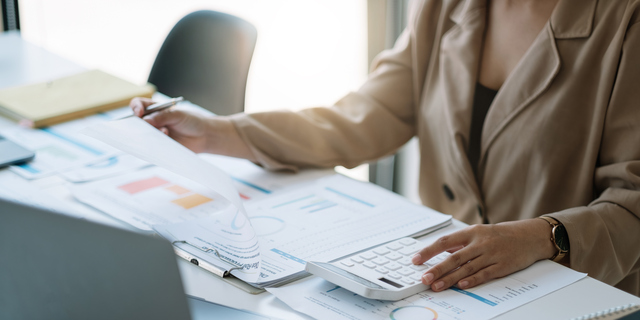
[0,134,35,168]
[0,198,271,320]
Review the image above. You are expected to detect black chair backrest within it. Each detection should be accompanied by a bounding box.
[149,10,257,115]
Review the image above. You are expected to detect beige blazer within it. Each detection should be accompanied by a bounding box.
[231,0,640,295]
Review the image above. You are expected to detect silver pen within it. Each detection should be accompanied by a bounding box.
[121,96,184,119]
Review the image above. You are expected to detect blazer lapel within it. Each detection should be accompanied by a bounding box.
[478,0,598,171]
[439,0,487,200]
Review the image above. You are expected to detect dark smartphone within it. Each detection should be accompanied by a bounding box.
[0,135,35,168]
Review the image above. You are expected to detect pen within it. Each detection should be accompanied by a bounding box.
[121,96,184,119]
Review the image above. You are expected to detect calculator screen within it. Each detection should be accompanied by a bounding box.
[314,262,388,289]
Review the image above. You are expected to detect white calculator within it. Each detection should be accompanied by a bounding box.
[305,237,450,301]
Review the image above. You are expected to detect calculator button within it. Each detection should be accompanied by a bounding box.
[386,252,402,261]
[386,243,403,251]
[363,262,376,269]
[401,278,415,285]
[340,260,355,267]
[399,247,420,256]
[372,258,389,266]
[350,256,364,264]
[398,258,413,266]
[399,239,416,246]
[410,264,428,271]
[388,273,401,279]
[360,252,377,260]
[385,263,402,271]
[375,267,389,274]
[410,274,423,282]
[425,258,440,266]
[398,269,415,276]
[373,248,390,255]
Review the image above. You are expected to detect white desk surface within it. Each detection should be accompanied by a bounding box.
[1,31,639,320]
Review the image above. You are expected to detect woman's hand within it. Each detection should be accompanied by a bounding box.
[412,219,557,292]
[129,97,256,160]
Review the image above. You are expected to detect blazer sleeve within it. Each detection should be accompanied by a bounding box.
[229,1,431,171]
[547,21,640,287]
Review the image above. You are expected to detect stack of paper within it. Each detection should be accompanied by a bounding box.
[76,117,452,287]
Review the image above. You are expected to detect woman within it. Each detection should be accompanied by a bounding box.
[132,0,640,296]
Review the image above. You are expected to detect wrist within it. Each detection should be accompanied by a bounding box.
[205,116,257,161]
[532,218,558,261]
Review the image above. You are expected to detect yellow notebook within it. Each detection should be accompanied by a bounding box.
[0,70,156,127]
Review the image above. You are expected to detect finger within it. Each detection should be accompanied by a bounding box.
[160,127,169,135]
[130,97,155,117]
[412,231,471,265]
[455,264,506,290]
[447,245,464,253]
[428,256,489,292]
[420,247,480,285]
[144,109,186,129]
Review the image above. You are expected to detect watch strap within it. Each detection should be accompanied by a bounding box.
[538,216,567,262]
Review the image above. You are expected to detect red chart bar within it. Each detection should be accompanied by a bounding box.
[118,176,170,195]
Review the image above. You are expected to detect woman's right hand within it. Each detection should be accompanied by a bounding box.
[129,97,256,161]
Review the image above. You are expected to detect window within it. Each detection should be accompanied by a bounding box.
[19,0,369,180]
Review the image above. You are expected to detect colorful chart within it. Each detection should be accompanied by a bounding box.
[171,193,213,209]
[117,176,213,209]
[118,176,169,194]
[389,306,438,320]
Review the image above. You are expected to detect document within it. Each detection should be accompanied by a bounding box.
[267,260,587,320]
[82,117,261,283]
[79,117,451,286]
[0,170,83,218]
[61,154,150,182]
[199,154,334,202]
[74,167,451,286]
[0,108,131,179]
[246,175,451,285]
[72,166,232,230]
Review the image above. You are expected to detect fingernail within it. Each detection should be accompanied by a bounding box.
[422,273,434,284]
[459,280,469,288]
[412,253,421,264]
[433,281,444,290]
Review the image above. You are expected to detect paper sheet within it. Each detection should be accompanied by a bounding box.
[72,166,232,230]
[244,175,451,285]
[1,108,130,179]
[267,260,587,320]
[199,154,334,202]
[61,154,150,182]
[81,117,260,282]
[0,170,83,218]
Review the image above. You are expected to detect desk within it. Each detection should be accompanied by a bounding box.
[1,32,639,320]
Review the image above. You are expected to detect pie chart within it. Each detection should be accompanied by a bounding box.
[389,306,438,320]
[249,216,286,236]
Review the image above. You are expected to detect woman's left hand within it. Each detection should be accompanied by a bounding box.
[411,219,558,292]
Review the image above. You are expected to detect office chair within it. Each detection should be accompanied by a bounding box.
[148,10,257,115]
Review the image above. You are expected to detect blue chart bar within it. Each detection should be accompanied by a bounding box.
[41,127,104,156]
[450,287,498,306]
[326,286,341,293]
[232,177,272,194]
[271,248,306,265]
[309,203,337,213]
[271,194,315,209]
[325,187,375,207]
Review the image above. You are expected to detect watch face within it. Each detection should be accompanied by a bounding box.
[553,225,570,252]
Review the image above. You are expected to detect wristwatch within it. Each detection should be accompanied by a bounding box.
[538,216,570,262]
